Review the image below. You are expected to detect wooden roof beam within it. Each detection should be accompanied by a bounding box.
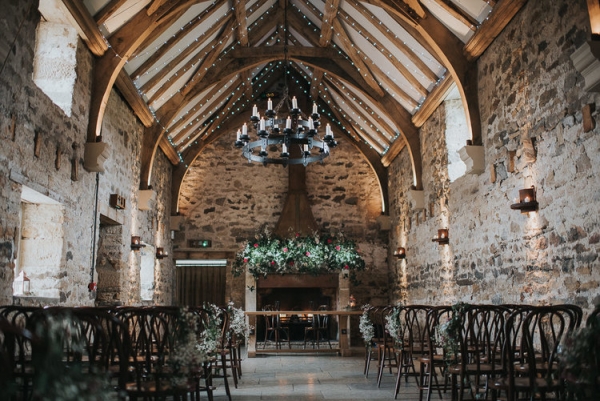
[133,0,228,79]
[61,0,108,57]
[464,0,528,61]
[86,0,200,142]
[428,0,477,30]
[411,74,453,127]
[344,0,439,84]
[94,0,129,25]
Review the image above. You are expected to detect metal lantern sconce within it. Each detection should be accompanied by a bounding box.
[510,186,538,213]
[156,247,168,259]
[131,236,146,251]
[432,229,449,245]
[394,247,406,259]
[14,271,31,295]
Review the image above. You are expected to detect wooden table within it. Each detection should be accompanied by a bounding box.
[245,310,363,357]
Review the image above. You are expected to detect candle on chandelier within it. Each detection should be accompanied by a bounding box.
[326,124,333,138]
[242,123,248,136]
[236,129,241,140]
[303,144,309,153]
[308,117,314,130]
[292,96,298,109]
[259,117,266,131]
[267,98,273,110]
[312,102,318,114]
[286,116,292,129]
[252,104,258,117]
[282,143,287,153]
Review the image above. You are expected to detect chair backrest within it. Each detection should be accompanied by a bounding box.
[403,305,432,355]
[315,305,329,329]
[459,305,508,371]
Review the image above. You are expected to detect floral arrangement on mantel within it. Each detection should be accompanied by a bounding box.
[233,228,366,285]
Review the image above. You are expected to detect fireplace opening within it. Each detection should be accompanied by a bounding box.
[256,287,338,342]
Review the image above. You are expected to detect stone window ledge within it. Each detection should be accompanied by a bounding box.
[13,295,61,307]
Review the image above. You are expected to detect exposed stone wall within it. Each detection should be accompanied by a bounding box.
[0,0,174,306]
[175,132,389,308]
[389,0,600,314]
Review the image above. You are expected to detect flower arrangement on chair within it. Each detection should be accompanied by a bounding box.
[434,302,468,367]
[359,305,375,348]
[385,304,404,349]
[227,302,253,345]
[232,228,365,285]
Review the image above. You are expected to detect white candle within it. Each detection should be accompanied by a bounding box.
[308,117,314,130]
[303,144,309,153]
[326,124,333,137]
[292,96,298,109]
[260,117,266,131]
[282,143,287,153]
[268,98,273,110]
[286,116,292,129]
[236,129,241,140]
[242,123,247,136]
[312,102,318,114]
[252,104,258,117]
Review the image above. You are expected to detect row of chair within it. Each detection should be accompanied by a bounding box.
[0,304,245,401]
[363,303,599,401]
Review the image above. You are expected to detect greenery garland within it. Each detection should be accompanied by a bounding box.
[435,302,469,367]
[233,229,366,285]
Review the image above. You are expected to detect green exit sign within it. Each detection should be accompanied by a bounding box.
[189,239,212,248]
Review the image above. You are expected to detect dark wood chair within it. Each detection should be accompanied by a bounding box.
[394,305,432,399]
[262,305,290,349]
[303,305,332,349]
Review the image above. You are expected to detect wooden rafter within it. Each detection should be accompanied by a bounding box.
[411,73,453,127]
[337,7,430,95]
[309,0,341,100]
[115,71,155,128]
[233,0,249,46]
[331,19,384,97]
[327,75,397,141]
[147,0,170,16]
[94,0,129,25]
[344,0,439,83]
[132,1,227,79]
[368,62,419,110]
[86,0,200,141]
[179,90,241,150]
[145,18,232,103]
[61,0,108,57]
[171,84,234,144]
[181,19,238,98]
[324,82,389,150]
[133,8,189,57]
[464,0,528,61]
[139,15,231,93]
[428,0,477,31]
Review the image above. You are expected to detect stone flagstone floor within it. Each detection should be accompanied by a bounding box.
[210,347,452,400]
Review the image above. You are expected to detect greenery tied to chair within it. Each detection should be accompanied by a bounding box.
[560,311,600,400]
[434,302,468,368]
[385,304,403,349]
[32,312,112,401]
[359,305,375,348]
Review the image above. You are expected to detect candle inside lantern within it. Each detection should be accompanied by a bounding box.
[252,104,258,117]
[267,98,273,110]
[286,116,292,129]
[524,196,531,203]
[292,96,298,109]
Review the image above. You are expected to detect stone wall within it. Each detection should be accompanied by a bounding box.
[389,0,600,313]
[175,131,389,308]
[0,0,174,306]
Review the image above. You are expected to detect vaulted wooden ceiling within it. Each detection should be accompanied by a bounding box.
[61,0,526,190]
